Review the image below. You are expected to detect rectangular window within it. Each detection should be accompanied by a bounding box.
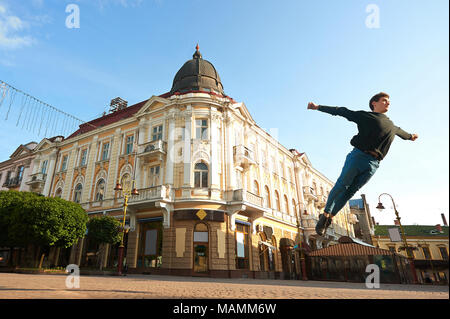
[17,166,24,181]
[152,125,163,141]
[41,160,48,174]
[195,119,208,140]
[149,166,160,187]
[61,155,68,171]
[125,135,134,154]
[80,149,88,166]
[101,142,110,161]
[194,170,208,188]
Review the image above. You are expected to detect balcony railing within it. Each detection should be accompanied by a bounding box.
[27,172,47,184]
[3,177,21,188]
[138,140,166,159]
[127,185,170,204]
[231,189,263,207]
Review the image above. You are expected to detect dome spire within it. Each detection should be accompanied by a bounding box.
[193,43,202,59]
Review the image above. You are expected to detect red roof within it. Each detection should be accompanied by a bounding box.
[67,99,148,139]
[66,90,236,140]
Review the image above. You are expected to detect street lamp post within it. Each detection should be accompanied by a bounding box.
[114,180,139,276]
[376,193,418,284]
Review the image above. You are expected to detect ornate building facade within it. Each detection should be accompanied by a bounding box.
[0,46,356,278]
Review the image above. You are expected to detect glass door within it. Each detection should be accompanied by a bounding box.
[193,243,208,273]
[193,223,209,273]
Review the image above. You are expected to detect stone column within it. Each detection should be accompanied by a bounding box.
[105,128,122,199]
[210,111,221,198]
[43,149,58,196]
[82,136,98,201]
[224,111,236,190]
[182,106,192,197]
[165,110,176,186]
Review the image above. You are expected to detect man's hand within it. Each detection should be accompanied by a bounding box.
[308,102,319,110]
[411,134,418,141]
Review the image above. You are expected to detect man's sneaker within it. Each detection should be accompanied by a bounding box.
[315,214,332,236]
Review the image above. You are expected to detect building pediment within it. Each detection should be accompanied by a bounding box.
[230,102,256,125]
[10,145,32,159]
[135,96,169,118]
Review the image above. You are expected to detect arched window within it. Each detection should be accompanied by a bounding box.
[73,183,82,203]
[194,162,208,188]
[253,180,259,195]
[95,179,106,201]
[274,191,280,211]
[55,188,62,198]
[263,186,270,208]
[284,195,289,214]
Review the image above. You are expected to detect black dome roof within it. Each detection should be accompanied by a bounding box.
[170,45,224,95]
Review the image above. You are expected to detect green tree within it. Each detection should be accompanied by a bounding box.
[0,190,88,267]
[86,215,121,270]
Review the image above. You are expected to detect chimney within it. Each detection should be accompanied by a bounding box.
[436,224,443,233]
[441,213,448,226]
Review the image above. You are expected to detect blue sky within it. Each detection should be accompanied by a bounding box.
[1,0,448,226]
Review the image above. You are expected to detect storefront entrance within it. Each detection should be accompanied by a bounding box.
[193,223,209,273]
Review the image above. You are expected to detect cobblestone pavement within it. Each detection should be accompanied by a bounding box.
[0,273,448,299]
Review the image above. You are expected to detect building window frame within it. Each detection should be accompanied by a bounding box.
[80,149,88,166]
[195,119,208,140]
[95,179,106,201]
[100,141,110,161]
[152,125,163,141]
[194,162,208,188]
[73,183,83,203]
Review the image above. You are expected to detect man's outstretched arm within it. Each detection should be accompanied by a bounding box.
[396,127,419,141]
[307,102,359,123]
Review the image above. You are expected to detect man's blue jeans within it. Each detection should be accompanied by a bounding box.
[324,148,380,216]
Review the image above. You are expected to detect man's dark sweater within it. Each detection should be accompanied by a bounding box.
[318,105,413,161]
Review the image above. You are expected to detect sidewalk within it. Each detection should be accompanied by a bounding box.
[0,273,448,299]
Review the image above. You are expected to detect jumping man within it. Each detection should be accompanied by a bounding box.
[307,92,418,235]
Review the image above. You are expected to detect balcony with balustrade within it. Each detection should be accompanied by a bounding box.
[138,140,167,162]
[303,186,317,201]
[233,145,256,169]
[26,172,46,192]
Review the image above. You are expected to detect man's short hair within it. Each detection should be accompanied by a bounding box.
[369,92,390,111]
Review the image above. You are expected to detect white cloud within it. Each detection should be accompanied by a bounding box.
[0,4,35,49]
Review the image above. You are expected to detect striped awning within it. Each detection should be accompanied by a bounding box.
[308,243,393,257]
